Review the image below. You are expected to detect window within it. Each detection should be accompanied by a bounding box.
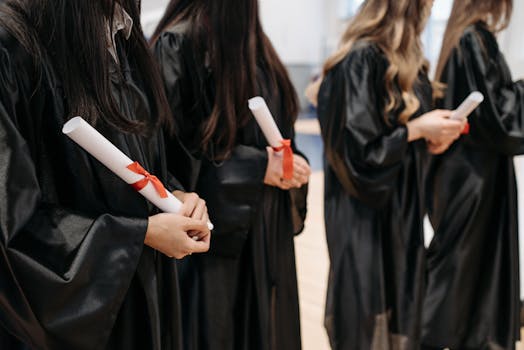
[423,0,453,76]
[338,0,364,18]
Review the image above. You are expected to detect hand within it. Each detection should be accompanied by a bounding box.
[427,140,453,155]
[280,154,311,189]
[407,109,465,145]
[172,191,210,241]
[264,148,311,190]
[172,191,208,221]
[264,147,284,187]
[145,213,211,259]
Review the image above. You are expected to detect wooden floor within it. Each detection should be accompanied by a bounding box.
[294,172,331,350]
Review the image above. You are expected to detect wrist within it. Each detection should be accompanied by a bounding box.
[406,120,423,142]
[144,217,154,245]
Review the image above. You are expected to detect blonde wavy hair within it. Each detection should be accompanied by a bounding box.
[322,0,433,124]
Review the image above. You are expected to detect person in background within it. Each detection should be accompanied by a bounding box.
[151,0,310,349]
[0,0,210,349]
[308,0,465,348]
[423,0,524,349]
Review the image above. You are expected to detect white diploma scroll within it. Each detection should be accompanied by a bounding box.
[63,116,213,230]
[248,96,294,180]
[248,96,284,148]
[450,92,484,121]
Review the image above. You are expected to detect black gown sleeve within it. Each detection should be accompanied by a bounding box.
[441,26,524,155]
[0,38,147,350]
[318,45,409,208]
[288,131,308,235]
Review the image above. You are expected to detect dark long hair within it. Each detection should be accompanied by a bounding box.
[151,0,299,159]
[0,0,171,134]
[435,0,513,81]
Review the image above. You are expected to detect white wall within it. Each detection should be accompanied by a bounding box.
[500,0,524,78]
[142,0,332,65]
[259,0,332,65]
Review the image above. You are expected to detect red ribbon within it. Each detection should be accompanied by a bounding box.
[462,122,470,135]
[126,162,168,198]
[272,139,294,180]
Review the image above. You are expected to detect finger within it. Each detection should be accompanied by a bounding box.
[303,164,312,176]
[188,230,199,237]
[435,109,453,118]
[285,178,302,189]
[181,216,210,234]
[442,120,463,128]
[179,193,199,217]
[278,180,293,190]
[293,166,308,179]
[191,199,207,221]
[298,174,309,185]
[294,159,311,175]
[441,126,464,136]
[437,136,457,145]
[174,253,189,260]
[199,230,211,244]
[203,211,211,228]
[430,145,449,155]
[441,129,461,137]
[295,158,311,175]
[189,237,211,254]
[294,155,308,167]
[293,172,309,185]
[197,229,211,243]
[190,229,209,241]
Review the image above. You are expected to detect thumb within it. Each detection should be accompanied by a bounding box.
[181,216,209,234]
[188,237,210,254]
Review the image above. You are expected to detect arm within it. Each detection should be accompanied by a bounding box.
[0,98,147,349]
[319,47,461,206]
[0,37,209,350]
[318,47,410,207]
[444,28,524,155]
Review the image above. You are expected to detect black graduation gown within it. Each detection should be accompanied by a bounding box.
[317,43,431,350]
[154,23,308,350]
[0,28,184,350]
[422,23,524,349]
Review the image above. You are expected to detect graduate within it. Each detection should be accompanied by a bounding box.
[151,1,310,349]
[0,0,211,349]
[309,0,465,348]
[422,0,524,348]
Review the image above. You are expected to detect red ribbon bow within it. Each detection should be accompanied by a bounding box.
[127,162,168,198]
[272,139,294,180]
[462,122,470,135]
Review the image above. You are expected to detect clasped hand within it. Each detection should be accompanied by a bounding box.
[145,191,211,259]
[264,147,311,190]
[407,109,467,154]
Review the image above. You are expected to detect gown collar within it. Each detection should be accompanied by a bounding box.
[107,4,133,63]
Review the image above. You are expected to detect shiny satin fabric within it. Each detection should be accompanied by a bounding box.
[423,22,524,349]
[0,27,184,349]
[154,23,308,350]
[317,43,432,350]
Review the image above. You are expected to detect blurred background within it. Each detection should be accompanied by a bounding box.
[142,1,524,348]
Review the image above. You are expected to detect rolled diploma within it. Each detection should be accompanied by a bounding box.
[63,116,213,230]
[450,92,484,121]
[248,96,284,148]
